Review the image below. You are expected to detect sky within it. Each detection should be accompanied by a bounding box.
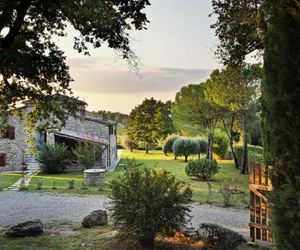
[57,0,221,114]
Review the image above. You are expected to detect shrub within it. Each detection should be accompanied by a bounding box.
[172,138,198,162]
[195,139,208,159]
[197,223,245,250]
[163,135,178,155]
[73,142,103,169]
[213,130,229,159]
[110,162,192,247]
[185,159,219,181]
[124,138,138,152]
[36,143,72,173]
[219,181,233,207]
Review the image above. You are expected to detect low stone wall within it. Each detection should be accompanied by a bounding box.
[84,169,105,187]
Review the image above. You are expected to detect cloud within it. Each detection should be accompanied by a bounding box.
[68,57,212,93]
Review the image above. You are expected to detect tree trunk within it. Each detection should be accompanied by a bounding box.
[206,134,214,161]
[262,2,300,248]
[145,143,149,154]
[184,155,188,162]
[229,139,239,169]
[240,114,248,174]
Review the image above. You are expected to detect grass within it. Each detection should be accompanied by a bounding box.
[0,173,21,190]
[0,221,261,250]
[0,222,117,250]
[0,220,270,250]
[26,150,249,207]
[121,150,249,207]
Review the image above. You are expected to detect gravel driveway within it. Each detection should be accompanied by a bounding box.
[0,191,249,236]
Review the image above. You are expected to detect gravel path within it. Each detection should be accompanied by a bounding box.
[0,191,249,236]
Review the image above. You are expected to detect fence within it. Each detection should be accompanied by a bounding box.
[249,161,273,243]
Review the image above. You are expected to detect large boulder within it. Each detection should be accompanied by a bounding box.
[6,220,43,237]
[81,210,108,228]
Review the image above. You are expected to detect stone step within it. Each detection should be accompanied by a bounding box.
[27,162,40,171]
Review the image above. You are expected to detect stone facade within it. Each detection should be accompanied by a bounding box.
[0,103,118,171]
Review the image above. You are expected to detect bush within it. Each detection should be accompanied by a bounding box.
[172,138,198,162]
[73,142,104,169]
[163,135,178,155]
[213,130,229,159]
[219,181,233,207]
[197,223,245,250]
[110,162,192,247]
[195,139,208,159]
[36,143,72,173]
[185,159,219,181]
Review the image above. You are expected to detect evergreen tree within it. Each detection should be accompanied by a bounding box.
[211,0,300,247]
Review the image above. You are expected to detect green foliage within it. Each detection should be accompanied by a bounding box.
[163,135,179,155]
[68,180,75,189]
[110,161,192,246]
[0,0,150,122]
[89,110,128,124]
[195,139,208,158]
[124,138,138,152]
[219,180,233,207]
[172,84,220,144]
[36,180,43,190]
[198,223,245,250]
[172,138,198,162]
[234,145,263,166]
[249,118,262,146]
[210,0,264,65]
[261,2,300,248]
[36,143,72,173]
[126,98,175,153]
[213,130,229,159]
[73,142,103,169]
[185,159,219,181]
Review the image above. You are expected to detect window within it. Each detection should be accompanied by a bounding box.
[1,126,15,140]
[109,126,114,135]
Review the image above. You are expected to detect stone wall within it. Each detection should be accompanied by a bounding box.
[0,106,118,170]
[0,107,34,170]
[48,115,117,168]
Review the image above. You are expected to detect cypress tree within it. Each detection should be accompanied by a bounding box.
[262,1,300,248]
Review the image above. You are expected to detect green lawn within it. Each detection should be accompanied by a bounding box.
[121,150,249,207]
[0,174,21,190]
[26,150,249,207]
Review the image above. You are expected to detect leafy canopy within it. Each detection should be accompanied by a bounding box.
[0,0,150,123]
[126,98,175,152]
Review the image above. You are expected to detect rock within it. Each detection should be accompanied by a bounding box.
[246,241,259,248]
[6,220,43,237]
[181,226,198,240]
[81,210,108,228]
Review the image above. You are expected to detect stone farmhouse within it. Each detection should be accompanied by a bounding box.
[0,101,118,171]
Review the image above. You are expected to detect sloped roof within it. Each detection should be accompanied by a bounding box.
[55,130,109,145]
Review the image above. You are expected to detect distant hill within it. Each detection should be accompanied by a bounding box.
[89,110,128,125]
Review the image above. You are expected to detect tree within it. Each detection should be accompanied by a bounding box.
[124,138,138,152]
[172,84,220,160]
[205,65,262,173]
[0,0,150,125]
[163,135,179,156]
[126,98,175,153]
[211,0,300,247]
[110,161,192,247]
[172,138,198,162]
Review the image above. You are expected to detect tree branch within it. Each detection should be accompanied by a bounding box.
[1,0,32,49]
